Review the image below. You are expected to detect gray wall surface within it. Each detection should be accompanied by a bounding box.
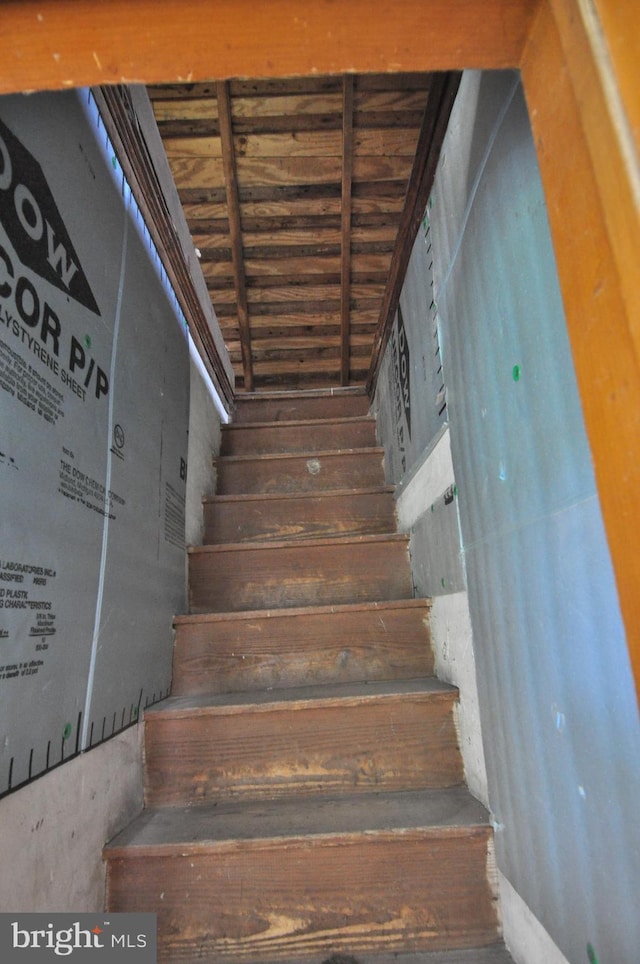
[0,89,189,794]
[430,71,640,964]
[375,68,640,964]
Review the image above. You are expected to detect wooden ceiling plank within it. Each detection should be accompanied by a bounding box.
[341,75,355,386]
[229,78,344,98]
[152,97,219,121]
[156,119,220,138]
[231,92,343,118]
[351,252,394,273]
[352,155,415,182]
[239,213,343,231]
[233,130,344,157]
[367,71,462,393]
[168,155,224,186]
[246,284,343,304]
[351,225,400,243]
[243,255,342,276]
[351,239,396,255]
[354,110,425,130]
[355,90,432,112]
[240,242,342,259]
[248,299,342,317]
[217,80,254,392]
[354,128,424,156]
[253,357,368,376]
[179,187,228,204]
[187,218,230,233]
[147,83,218,100]
[240,315,342,330]
[163,135,223,157]
[352,180,407,198]
[232,114,343,135]
[246,273,342,288]
[250,332,376,348]
[183,202,229,219]
[239,183,342,202]
[237,155,343,185]
[240,227,343,247]
[240,196,342,218]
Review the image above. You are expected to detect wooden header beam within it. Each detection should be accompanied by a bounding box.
[1,0,639,698]
[0,1,532,95]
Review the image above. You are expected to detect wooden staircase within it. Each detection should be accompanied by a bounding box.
[104,389,512,964]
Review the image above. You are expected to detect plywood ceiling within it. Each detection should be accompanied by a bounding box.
[147,73,434,394]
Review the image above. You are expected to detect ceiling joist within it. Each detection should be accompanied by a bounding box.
[148,71,445,392]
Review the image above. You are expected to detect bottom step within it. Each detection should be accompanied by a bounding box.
[105,789,500,963]
[259,948,514,964]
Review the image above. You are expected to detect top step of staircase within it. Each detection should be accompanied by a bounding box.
[233,389,370,424]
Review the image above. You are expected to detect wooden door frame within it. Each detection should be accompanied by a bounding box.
[1,0,638,698]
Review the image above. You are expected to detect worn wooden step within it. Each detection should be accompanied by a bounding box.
[215,447,387,496]
[203,486,397,544]
[143,678,462,807]
[172,599,434,696]
[188,533,413,613]
[105,787,499,962]
[253,949,514,964]
[220,416,377,456]
[233,389,370,424]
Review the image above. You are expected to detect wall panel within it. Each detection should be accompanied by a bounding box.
[430,71,640,963]
[0,90,189,794]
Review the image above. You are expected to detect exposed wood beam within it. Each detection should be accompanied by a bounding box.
[341,75,355,386]
[0,1,533,96]
[92,86,234,410]
[216,80,254,392]
[366,72,462,395]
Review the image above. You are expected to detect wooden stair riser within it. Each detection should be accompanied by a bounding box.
[204,489,397,544]
[172,602,434,696]
[189,536,413,613]
[220,417,377,456]
[233,391,370,424]
[215,449,387,496]
[106,828,498,962]
[144,691,461,807]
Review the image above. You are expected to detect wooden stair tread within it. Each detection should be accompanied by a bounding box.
[233,388,370,424]
[189,532,408,554]
[216,446,385,463]
[171,599,434,695]
[215,447,387,496]
[223,415,376,431]
[174,597,430,626]
[203,485,397,544]
[256,946,514,964]
[145,677,456,717]
[105,787,489,855]
[220,417,377,456]
[205,485,395,504]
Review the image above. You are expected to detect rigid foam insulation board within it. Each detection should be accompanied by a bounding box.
[0,89,189,794]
